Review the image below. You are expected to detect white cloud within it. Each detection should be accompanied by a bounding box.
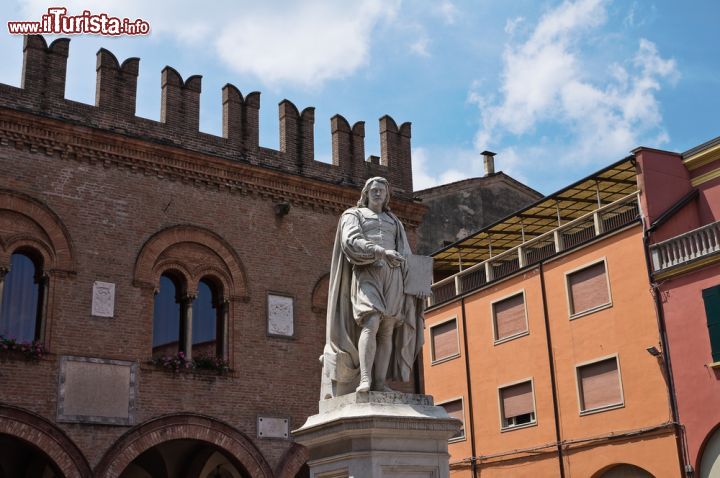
[488,147,529,185]
[216,1,399,87]
[412,145,534,192]
[437,1,459,25]
[623,2,638,27]
[473,0,678,168]
[412,147,490,191]
[504,16,524,35]
[17,0,399,87]
[412,147,441,190]
[623,1,655,28]
[410,35,431,57]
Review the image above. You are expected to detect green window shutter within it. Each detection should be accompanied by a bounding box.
[702,285,720,362]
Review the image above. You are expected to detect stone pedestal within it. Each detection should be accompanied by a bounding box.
[293,392,461,478]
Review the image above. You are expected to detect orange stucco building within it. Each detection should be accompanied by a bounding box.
[423,158,682,477]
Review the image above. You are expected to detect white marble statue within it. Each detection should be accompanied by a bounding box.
[321,177,426,398]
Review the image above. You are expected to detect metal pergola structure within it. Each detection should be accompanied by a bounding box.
[432,156,639,276]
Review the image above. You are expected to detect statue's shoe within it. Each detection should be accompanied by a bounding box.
[356,380,371,393]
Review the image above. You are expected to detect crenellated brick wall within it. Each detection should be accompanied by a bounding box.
[2,35,415,196]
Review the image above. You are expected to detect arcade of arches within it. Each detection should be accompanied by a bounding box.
[0,408,309,478]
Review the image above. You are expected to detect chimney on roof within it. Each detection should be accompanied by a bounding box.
[482,150,496,176]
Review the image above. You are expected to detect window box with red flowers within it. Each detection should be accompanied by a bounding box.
[0,336,45,362]
[151,351,230,375]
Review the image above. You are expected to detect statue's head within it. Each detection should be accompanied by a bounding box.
[357,177,391,211]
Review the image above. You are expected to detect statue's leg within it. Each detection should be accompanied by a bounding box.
[357,313,380,392]
[372,317,395,391]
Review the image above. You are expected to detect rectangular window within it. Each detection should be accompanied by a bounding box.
[702,285,720,362]
[493,292,528,342]
[567,260,611,317]
[430,318,459,363]
[440,398,465,441]
[577,356,623,413]
[499,381,536,429]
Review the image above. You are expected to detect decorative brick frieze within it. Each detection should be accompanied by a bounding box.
[0,107,425,224]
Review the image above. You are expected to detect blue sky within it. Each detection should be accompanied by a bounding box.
[2,0,719,194]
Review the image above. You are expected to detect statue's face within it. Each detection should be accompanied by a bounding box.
[367,181,387,210]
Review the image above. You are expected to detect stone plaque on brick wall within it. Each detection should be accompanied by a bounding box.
[258,416,289,439]
[57,356,137,425]
[92,281,116,317]
[267,293,294,337]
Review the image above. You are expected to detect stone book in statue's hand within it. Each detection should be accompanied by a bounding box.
[403,254,433,296]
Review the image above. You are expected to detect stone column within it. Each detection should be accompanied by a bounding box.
[293,392,461,478]
[35,273,49,341]
[0,267,8,314]
[217,299,229,360]
[180,294,195,360]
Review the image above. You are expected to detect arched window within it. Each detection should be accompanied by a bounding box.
[0,251,44,343]
[152,274,182,358]
[192,279,218,357]
[135,227,243,364]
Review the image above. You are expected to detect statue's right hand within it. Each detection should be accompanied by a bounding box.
[384,249,405,267]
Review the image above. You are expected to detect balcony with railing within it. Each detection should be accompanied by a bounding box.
[650,220,720,274]
[429,193,641,307]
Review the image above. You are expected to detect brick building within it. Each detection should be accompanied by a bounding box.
[0,36,425,478]
[423,157,684,477]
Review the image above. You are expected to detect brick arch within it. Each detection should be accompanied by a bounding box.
[0,189,75,272]
[311,273,329,313]
[274,443,309,478]
[0,234,54,270]
[152,259,193,294]
[94,413,274,478]
[134,225,248,301]
[192,264,232,299]
[0,405,92,478]
[2,234,54,270]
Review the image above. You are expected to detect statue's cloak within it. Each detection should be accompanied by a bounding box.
[320,208,425,397]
